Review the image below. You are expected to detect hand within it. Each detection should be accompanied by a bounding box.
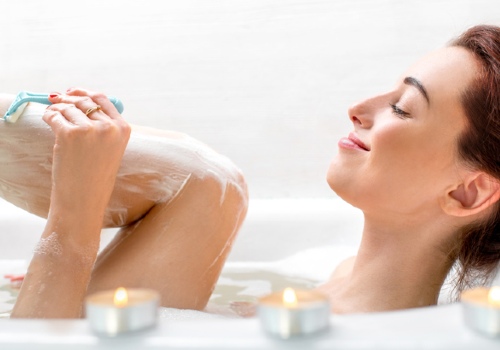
[44,88,131,219]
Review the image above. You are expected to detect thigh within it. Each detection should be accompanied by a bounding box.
[0,104,55,218]
[0,104,244,229]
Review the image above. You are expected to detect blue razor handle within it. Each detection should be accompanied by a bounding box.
[2,91,124,123]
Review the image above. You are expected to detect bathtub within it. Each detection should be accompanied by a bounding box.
[0,197,499,349]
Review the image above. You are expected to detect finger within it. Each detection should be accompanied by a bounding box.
[48,93,108,122]
[65,87,122,120]
[47,103,93,126]
[42,108,73,133]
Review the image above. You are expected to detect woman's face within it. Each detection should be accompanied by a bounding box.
[327,47,479,216]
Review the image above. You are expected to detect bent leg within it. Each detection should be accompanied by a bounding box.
[0,94,249,310]
[0,96,245,230]
[87,175,248,310]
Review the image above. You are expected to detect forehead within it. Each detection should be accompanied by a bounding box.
[403,46,479,105]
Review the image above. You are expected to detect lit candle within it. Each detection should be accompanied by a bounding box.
[85,287,160,336]
[461,286,500,337]
[257,288,330,339]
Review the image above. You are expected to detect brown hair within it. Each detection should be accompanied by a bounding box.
[450,25,500,294]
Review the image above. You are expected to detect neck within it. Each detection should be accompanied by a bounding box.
[329,210,455,313]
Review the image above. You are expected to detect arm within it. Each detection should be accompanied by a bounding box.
[11,89,131,318]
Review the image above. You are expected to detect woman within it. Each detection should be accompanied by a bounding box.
[0,88,248,318]
[319,24,500,313]
[5,24,500,318]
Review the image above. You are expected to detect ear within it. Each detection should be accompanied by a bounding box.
[442,172,500,217]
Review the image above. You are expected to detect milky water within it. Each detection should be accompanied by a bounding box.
[1,242,475,320]
[0,245,356,319]
[0,266,318,319]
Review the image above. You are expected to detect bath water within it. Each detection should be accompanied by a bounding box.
[0,264,319,319]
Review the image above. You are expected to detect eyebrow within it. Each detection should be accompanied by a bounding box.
[404,76,430,104]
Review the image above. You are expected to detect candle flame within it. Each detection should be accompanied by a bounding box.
[283,288,298,307]
[488,286,500,306]
[114,287,128,307]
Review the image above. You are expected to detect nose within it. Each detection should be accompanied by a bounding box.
[348,94,385,129]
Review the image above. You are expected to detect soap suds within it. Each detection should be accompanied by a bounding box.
[33,232,62,257]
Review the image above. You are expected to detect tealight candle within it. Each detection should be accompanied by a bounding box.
[461,286,500,337]
[257,288,330,339]
[85,287,160,336]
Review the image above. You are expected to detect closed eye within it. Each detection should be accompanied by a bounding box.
[389,103,411,118]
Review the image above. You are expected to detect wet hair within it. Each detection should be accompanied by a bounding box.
[450,25,500,295]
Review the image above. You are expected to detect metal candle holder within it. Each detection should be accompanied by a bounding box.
[257,288,330,339]
[85,288,160,336]
[461,287,500,337]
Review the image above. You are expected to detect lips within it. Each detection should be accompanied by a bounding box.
[338,133,370,152]
[347,133,370,151]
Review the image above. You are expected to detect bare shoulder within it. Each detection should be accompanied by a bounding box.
[330,256,356,280]
[315,256,356,297]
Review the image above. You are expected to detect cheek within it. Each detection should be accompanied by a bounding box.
[369,123,457,201]
[371,117,440,169]
[372,126,421,170]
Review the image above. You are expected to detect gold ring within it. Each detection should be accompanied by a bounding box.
[85,105,102,116]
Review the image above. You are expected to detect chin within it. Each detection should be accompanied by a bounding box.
[326,164,351,200]
[326,162,364,210]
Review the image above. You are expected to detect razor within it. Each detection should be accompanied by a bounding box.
[2,91,124,123]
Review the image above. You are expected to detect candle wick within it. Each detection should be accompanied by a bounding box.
[114,287,128,307]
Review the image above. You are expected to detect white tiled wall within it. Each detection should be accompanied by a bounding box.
[0,0,498,198]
